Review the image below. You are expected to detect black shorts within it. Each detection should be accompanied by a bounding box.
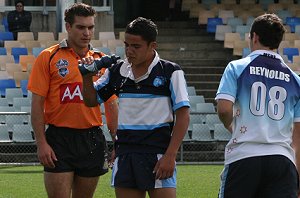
[218,155,299,198]
[111,153,177,190]
[44,125,108,177]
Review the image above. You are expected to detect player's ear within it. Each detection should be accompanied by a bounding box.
[65,22,71,33]
[150,41,157,50]
[252,32,259,44]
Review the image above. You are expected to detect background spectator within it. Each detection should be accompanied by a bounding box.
[7,1,32,40]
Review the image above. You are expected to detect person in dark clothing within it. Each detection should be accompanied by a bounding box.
[7,1,32,40]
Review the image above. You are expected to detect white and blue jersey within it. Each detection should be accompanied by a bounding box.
[216,50,300,165]
[94,51,190,155]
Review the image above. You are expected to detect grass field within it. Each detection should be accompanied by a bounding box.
[0,164,223,198]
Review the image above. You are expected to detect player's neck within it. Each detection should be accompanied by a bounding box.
[67,40,89,58]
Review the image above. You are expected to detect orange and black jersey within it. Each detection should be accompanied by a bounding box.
[28,39,117,129]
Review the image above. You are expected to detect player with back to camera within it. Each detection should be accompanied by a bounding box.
[216,13,300,198]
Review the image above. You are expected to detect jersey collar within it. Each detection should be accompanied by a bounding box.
[248,50,284,62]
[119,50,160,82]
[58,39,94,51]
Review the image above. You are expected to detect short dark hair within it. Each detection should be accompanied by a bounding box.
[15,1,24,7]
[64,3,96,26]
[125,17,158,44]
[250,14,285,50]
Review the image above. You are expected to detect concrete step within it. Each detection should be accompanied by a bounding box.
[159,50,232,60]
[155,19,236,104]
[194,88,218,104]
[185,74,222,81]
[182,66,225,74]
[157,35,214,43]
[156,21,199,29]
[158,28,208,36]
[189,81,220,89]
[157,42,225,51]
[175,59,229,67]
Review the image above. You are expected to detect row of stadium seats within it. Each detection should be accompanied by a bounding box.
[0,79,29,96]
[0,44,124,61]
[183,0,299,19]
[0,120,231,144]
[0,31,124,43]
[0,124,34,143]
[182,0,297,11]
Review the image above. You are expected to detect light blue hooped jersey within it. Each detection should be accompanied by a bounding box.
[216,50,300,165]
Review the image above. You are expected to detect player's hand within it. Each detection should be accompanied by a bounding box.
[78,56,97,75]
[78,55,120,76]
[108,149,116,169]
[37,142,57,168]
[153,154,176,180]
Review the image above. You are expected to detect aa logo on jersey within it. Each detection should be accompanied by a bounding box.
[153,76,166,87]
[60,82,83,104]
[56,59,69,77]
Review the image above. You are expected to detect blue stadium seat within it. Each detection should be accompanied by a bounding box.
[0,25,5,32]
[206,17,223,33]
[227,17,243,33]
[236,25,251,40]
[283,47,299,63]
[276,10,292,24]
[259,0,275,10]
[32,47,45,57]
[1,17,9,32]
[20,79,28,97]
[0,32,14,46]
[242,47,251,58]
[286,17,300,33]
[11,47,28,63]
[246,16,255,26]
[0,79,16,97]
[0,47,7,55]
[98,47,111,55]
[295,25,300,36]
[115,46,125,59]
[202,0,218,7]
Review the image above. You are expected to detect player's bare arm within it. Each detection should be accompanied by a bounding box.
[153,107,189,180]
[217,99,233,132]
[31,93,57,168]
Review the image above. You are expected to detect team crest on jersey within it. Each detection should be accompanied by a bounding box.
[56,59,69,77]
[153,76,166,87]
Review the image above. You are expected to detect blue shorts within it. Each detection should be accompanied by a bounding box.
[218,155,299,198]
[111,153,177,190]
[44,125,108,177]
